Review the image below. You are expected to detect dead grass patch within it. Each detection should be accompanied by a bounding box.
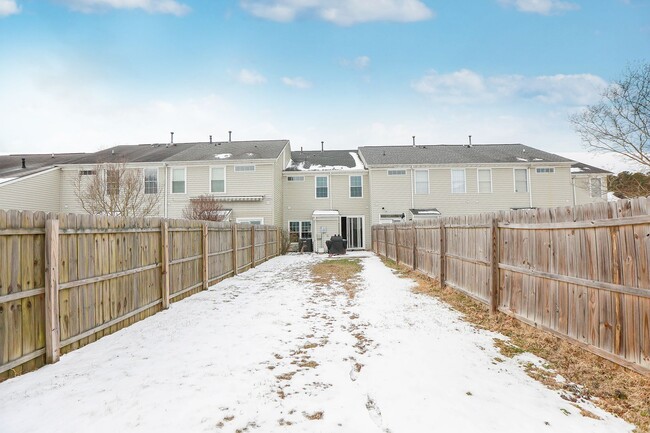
[311,258,362,298]
[304,411,324,420]
[276,372,296,381]
[382,257,650,433]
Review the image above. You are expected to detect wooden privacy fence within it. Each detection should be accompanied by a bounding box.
[372,197,650,376]
[0,210,280,380]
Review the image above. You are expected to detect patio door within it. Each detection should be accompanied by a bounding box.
[341,216,364,249]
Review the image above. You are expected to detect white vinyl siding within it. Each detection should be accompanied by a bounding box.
[171,167,186,194]
[144,168,158,194]
[477,169,492,193]
[415,170,429,194]
[210,167,226,193]
[514,168,528,193]
[451,169,466,193]
[349,175,362,198]
[315,176,328,198]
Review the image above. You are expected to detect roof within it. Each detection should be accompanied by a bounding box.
[286,150,365,171]
[570,161,611,175]
[358,144,575,166]
[165,140,288,162]
[0,153,87,181]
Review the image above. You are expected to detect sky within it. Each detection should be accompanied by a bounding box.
[0,0,648,170]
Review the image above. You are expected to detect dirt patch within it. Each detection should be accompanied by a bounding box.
[311,258,362,298]
[303,411,324,420]
[382,257,650,433]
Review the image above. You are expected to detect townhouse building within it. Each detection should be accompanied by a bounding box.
[0,139,610,251]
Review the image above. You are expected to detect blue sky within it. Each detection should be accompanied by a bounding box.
[0,0,648,168]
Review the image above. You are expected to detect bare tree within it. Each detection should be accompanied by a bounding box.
[570,62,650,171]
[183,194,227,221]
[73,162,161,217]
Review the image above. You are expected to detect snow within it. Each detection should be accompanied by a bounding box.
[312,210,339,216]
[0,177,17,184]
[516,157,528,162]
[0,254,632,433]
[287,153,365,172]
[349,152,365,170]
[214,153,232,159]
[559,151,645,174]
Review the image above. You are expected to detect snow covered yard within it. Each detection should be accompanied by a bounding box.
[0,253,632,433]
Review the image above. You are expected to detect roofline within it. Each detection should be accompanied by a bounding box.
[365,161,575,168]
[359,143,525,149]
[0,166,61,188]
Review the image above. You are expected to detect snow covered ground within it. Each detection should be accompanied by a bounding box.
[0,253,633,433]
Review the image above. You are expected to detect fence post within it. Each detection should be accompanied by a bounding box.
[161,221,170,309]
[490,217,500,314]
[232,224,238,276]
[412,225,417,271]
[202,224,209,290]
[439,223,446,288]
[44,219,60,364]
[250,225,256,268]
[264,226,269,261]
[394,225,400,264]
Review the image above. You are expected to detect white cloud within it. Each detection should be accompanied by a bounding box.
[58,0,190,15]
[498,0,579,15]
[0,0,19,16]
[341,55,371,70]
[412,69,607,106]
[282,76,312,89]
[239,0,433,25]
[236,69,267,85]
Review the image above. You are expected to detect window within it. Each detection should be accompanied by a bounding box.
[316,176,328,198]
[451,169,466,193]
[171,167,186,194]
[287,176,304,182]
[536,167,555,174]
[79,170,96,176]
[144,168,158,194]
[477,169,492,193]
[415,170,428,194]
[289,221,312,242]
[234,165,255,172]
[210,167,225,193]
[388,169,407,176]
[590,178,602,198]
[514,168,528,193]
[106,169,119,195]
[236,217,263,225]
[350,175,362,198]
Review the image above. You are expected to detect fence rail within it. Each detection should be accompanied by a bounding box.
[372,197,650,376]
[0,210,280,380]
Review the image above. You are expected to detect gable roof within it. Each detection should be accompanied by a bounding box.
[571,161,612,175]
[358,143,575,166]
[165,140,289,162]
[285,150,365,171]
[0,153,87,181]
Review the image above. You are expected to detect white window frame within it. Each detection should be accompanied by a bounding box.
[477,168,492,194]
[315,175,329,199]
[287,176,305,182]
[234,164,256,172]
[535,167,555,174]
[450,168,467,194]
[387,169,407,176]
[143,168,158,195]
[349,175,363,198]
[513,168,529,193]
[236,217,264,225]
[414,169,429,195]
[209,166,226,193]
[171,167,186,194]
[288,221,312,241]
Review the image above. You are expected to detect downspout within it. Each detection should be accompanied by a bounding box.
[410,166,415,210]
[571,176,577,206]
[528,166,533,208]
[163,163,168,218]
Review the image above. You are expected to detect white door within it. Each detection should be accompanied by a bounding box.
[346,216,364,249]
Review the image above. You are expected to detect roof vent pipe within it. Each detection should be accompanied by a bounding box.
[468,135,472,148]
[21,158,26,169]
[321,141,324,152]
[209,135,212,144]
[228,131,232,142]
[412,136,416,147]
[170,131,174,145]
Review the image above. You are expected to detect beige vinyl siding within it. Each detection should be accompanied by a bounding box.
[0,168,62,212]
[530,166,574,208]
[272,145,289,227]
[573,175,608,205]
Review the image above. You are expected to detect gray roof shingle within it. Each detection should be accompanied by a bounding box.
[165,140,289,162]
[0,153,87,180]
[358,144,575,166]
[570,161,611,175]
[285,150,362,171]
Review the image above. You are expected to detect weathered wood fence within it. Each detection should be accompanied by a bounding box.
[372,197,650,376]
[0,210,280,380]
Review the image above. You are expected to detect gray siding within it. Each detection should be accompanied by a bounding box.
[0,168,62,212]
